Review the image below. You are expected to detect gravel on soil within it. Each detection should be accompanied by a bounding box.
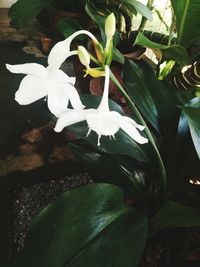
[11,173,92,255]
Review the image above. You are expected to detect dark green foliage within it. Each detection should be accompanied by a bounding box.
[2,184,148,267]
[151,201,200,234]
[3,1,200,266]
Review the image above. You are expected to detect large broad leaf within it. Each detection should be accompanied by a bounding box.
[134,32,190,66]
[171,0,200,45]
[181,104,200,159]
[70,141,147,196]
[9,0,54,29]
[123,59,185,188]
[151,201,200,235]
[123,59,158,131]
[123,59,179,137]
[3,184,148,267]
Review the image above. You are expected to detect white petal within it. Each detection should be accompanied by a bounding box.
[47,84,69,117]
[54,109,94,132]
[6,63,45,77]
[122,116,146,131]
[15,75,47,105]
[48,40,70,68]
[86,111,121,136]
[47,82,84,117]
[46,67,75,85]
[120,119,148,144]
[65,83,85,110]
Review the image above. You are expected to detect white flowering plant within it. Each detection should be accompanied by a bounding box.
[3,3,200,267]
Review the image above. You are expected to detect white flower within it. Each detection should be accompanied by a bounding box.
[54,66,148,146]
[6,63,84,117]
[6,30,100,117]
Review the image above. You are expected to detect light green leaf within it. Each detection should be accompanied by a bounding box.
[151,201,200,234]
[4,184,148,267]
[171,0,200,45]
[123,0,153,21]
[113,48,125,64]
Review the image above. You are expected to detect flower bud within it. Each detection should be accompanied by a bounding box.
[105,13,116,38]
[78,46,90,68]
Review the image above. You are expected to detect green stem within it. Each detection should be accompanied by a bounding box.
[89,54,101,66]
[138,0,155,31]
[110,70,167,191]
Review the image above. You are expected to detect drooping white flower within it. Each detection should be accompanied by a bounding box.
[6,30,99,117]
[54,65,148,146]
[6,63,84,117]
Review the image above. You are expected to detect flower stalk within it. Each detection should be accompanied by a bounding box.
[110,70,167,191]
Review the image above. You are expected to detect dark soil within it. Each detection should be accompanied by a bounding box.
[11,173,92,256]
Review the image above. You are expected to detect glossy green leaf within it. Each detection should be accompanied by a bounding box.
[171,0,200,45]
[9,0,53,28]
[123,60,158,131]
[172,113,199,185]
[151,201,200,235]
[134,32,190,66]
[70,141,147,196]
[123,0,153,21]
[5,184,148,267]
[123,59,179,136]
[181,104,200,159]
[172,98,200,184]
